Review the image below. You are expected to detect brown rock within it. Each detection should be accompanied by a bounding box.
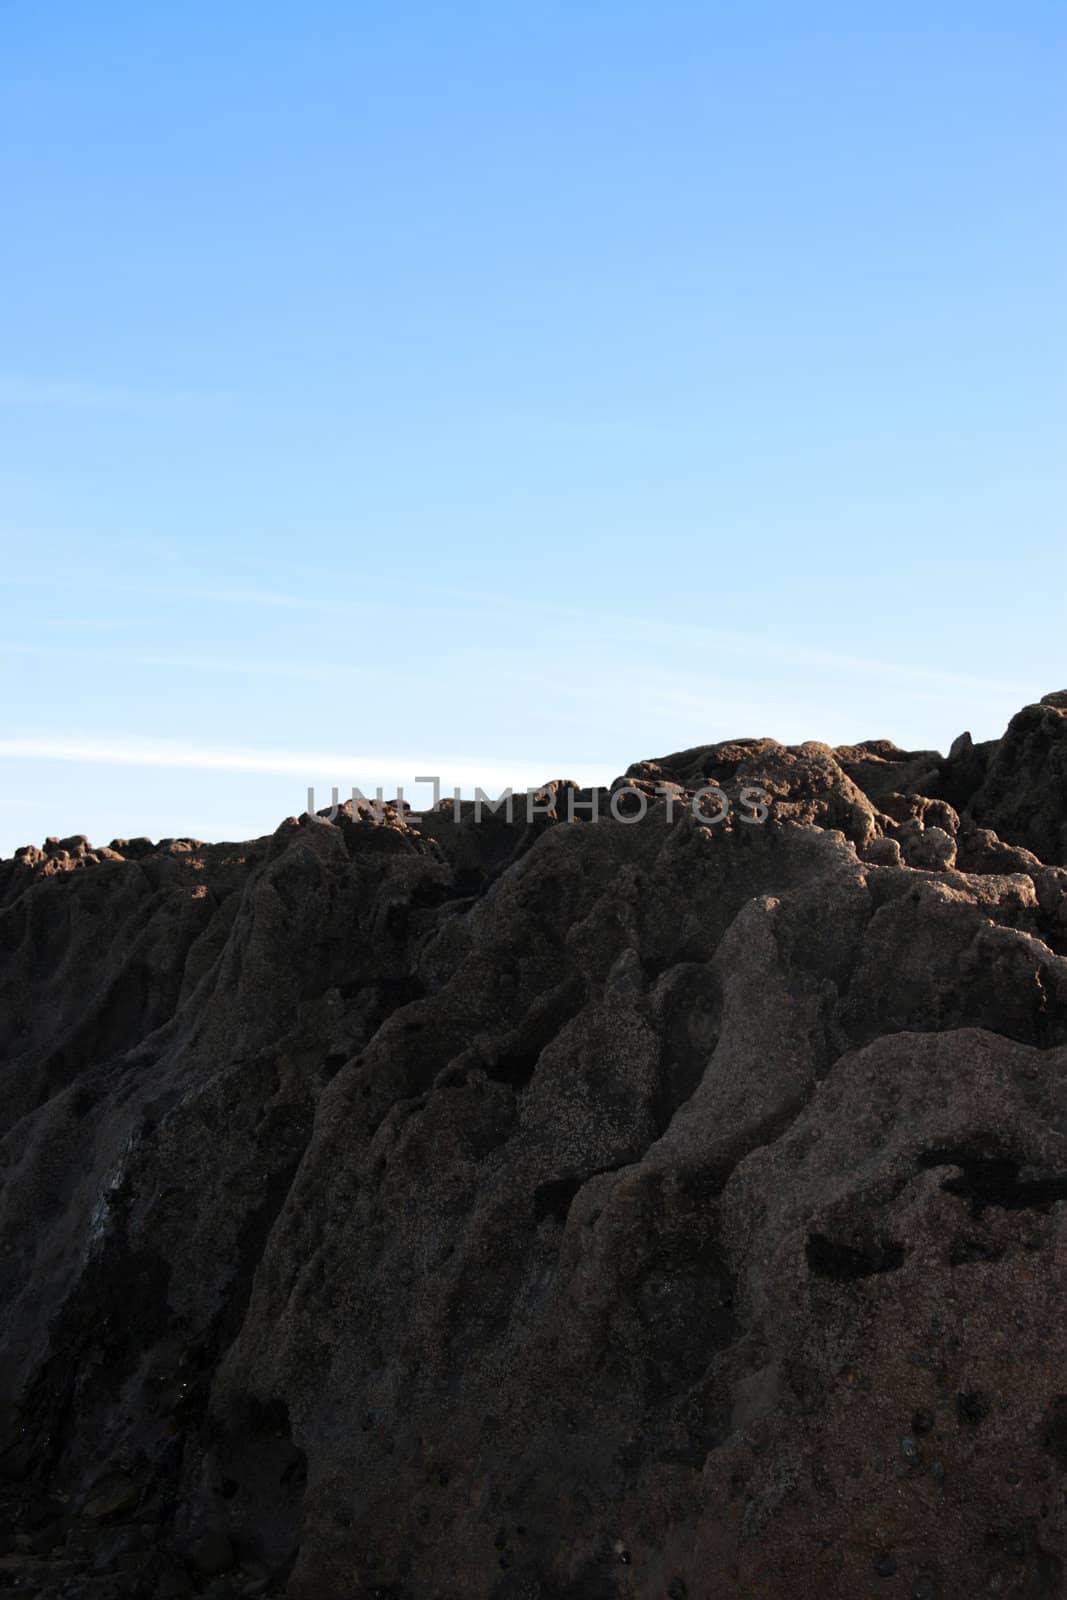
[2,696,1067,1597]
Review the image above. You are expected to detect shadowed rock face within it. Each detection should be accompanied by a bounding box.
[1,696,1067,1600]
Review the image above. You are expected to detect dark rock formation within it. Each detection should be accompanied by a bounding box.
[2,694,1067,1598]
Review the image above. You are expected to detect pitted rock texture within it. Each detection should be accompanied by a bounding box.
[2,694,1067,1599]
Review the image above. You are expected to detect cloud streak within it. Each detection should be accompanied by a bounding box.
[0,735,612,793]
[0,570,1033,700]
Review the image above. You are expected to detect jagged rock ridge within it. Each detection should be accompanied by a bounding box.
[1,692,1067,1598]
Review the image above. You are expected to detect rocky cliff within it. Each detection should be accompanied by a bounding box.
[2,692,1067,1599]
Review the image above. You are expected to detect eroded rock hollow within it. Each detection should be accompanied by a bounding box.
[2,692,1067,1598]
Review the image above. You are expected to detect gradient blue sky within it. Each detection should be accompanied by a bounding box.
[1,2,1064,853]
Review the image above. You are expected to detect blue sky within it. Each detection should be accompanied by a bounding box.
[1,2,1064,853]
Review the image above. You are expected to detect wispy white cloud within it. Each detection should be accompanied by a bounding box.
[0,640,523,701]
[0,568,1034,700]
[0,572,492,627]
[0,734,612,792]
[0,639,342,683]
[0,560,1036,710]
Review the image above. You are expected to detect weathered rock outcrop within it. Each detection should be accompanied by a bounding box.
[2,694,1067,1599]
